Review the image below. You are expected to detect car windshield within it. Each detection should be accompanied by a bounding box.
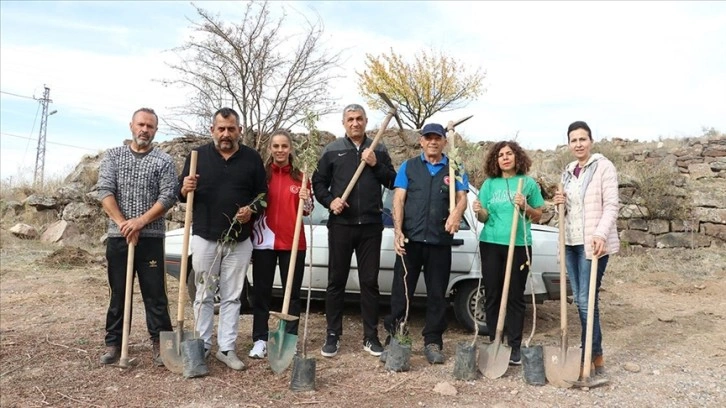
[306,188,471,230]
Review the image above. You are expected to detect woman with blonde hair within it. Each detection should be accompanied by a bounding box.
[249,129,313,359]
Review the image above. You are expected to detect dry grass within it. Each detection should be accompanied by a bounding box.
[608,247,723,284]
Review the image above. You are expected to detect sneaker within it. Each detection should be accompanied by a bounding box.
[593,355,605,375]
[100,345,120,365]
[249,340,267,359]
[363,338,384,357]
[509,347,521,366]
[424,343,445,364]
[320,333,339,357]
[215,350,246,370]
[152,339,163,367]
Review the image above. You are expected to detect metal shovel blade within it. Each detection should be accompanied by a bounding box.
[268,313,299,374]
[116,357,138,369]
[543,345,581,388]
[478,341,511,379]
[159,329,197,374]
[567,375,610,388]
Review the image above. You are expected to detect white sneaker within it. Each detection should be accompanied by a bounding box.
[215,350,246,370]
[249,340,267,359]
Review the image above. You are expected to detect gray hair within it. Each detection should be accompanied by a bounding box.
[132,107,158,125]
[342,103,366,119]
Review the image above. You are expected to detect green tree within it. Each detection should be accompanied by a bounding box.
[160,1,341,150]
[357,48,485,129]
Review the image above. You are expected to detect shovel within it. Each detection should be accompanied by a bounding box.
[568,255,609,388]
[160,151,198,374]
[269,173,307,374]
[478,178,523,379]
[446,115,473,213]
[118,243,138,368]
[544,185,580,387]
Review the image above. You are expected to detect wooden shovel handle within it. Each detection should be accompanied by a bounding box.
[340,106,396,203]
[120,243,135,363]
[177,150,198,323]
[447,122,457,213]
[582,255,599,379]
[493,178,524,344]
[281,173,308,314]
[558,184,569,350]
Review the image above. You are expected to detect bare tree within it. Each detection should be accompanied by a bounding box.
[159,1,341,150]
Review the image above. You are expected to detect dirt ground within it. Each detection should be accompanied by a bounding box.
[1,230,724,408]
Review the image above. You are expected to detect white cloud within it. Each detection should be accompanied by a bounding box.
[2,0,725,181]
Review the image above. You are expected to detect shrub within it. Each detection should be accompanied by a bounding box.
[622,160,691,220]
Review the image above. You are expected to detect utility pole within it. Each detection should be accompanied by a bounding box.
[33,85,55,187]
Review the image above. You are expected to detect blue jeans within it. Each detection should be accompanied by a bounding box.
[565,245,608,359]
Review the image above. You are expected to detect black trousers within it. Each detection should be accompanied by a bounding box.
[251,249,305,341]
[479,242,531,350]
[326,223,382,340]
[104,237,172,346]
[384,241,451,348]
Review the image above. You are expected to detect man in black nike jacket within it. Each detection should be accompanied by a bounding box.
[312,103,396,358]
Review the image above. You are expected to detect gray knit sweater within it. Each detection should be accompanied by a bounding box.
[95,145,178,238]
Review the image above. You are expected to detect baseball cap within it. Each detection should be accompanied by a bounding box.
[420,123,446,138]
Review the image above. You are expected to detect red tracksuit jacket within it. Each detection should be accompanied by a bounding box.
[251,163,313,250]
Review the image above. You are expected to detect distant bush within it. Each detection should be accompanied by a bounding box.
[622,160,691,220]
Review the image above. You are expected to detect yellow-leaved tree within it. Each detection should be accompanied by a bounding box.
[357,48,485,129]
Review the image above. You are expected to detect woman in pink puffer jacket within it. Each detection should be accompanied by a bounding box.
[553,120,619,377]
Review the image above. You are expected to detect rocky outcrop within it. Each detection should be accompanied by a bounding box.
[9,223,38,239]
[2,131,724,250]
[40,220,80,244]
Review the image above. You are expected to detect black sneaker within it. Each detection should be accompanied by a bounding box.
[509,347,521,365]
[424,343,445,364]
[363,337,384,357]
[321,333,339,357]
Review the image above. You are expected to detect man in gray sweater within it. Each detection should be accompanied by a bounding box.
[95,107,177,366]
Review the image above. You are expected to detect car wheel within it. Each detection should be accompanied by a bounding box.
[453,280,489,335]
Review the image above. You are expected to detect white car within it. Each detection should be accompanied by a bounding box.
[165,185,566,334]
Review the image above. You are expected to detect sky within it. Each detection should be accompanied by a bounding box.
[1,1,725,183]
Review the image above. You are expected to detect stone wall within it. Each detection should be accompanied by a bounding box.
[536,134,725,250]
[3,132,724,250]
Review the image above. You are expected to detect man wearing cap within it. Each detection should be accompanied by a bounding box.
[383,123,468,364]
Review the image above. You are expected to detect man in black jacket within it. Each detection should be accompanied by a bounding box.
[312,103,396,358]
[178,107,267,370]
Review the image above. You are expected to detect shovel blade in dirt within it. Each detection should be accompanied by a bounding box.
[159,329,197,374]
[543,345,580,388]
[478,341,511,379]
[268,312,299,374]
[567,375,610,388]
[545,185,581,387]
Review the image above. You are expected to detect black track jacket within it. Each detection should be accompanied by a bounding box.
[312,135,396,226]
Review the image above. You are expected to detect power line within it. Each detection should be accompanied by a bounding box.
[0,90,35,100]
[22,103,42,167]
[0,132,98,152]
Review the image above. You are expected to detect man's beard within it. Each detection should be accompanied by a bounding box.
[214,137,239,152]
[134,132,153,148]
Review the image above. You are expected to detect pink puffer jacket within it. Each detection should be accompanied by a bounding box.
[562,154,620,259]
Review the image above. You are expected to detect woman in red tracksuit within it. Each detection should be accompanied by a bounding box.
[249,129,313,359]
